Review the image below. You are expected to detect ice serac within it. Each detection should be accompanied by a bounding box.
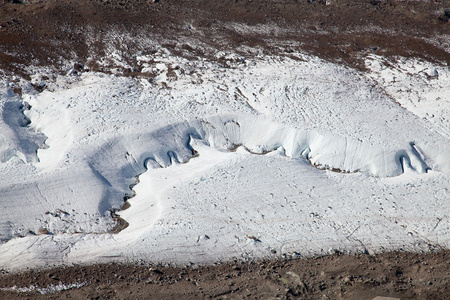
[198,115,433,177]
[0,99,47,164]
[86,121,204,210]
[50,114,441,243]
[87,114,437,200]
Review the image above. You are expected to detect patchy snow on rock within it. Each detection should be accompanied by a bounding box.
[0,282,86,294]
[0,51,448,270]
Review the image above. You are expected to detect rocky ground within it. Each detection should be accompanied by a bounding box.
[0,251,449,299]
[1,0,449,79]
[1,0,450,299]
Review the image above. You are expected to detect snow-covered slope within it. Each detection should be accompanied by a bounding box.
[0,52,448,270]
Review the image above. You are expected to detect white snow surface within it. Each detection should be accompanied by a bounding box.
[365,54,450,139]
[0,52,449,270]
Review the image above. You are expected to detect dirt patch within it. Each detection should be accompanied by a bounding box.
[1,0,449,79]
[0,250,449,299]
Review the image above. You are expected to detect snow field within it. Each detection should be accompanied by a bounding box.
[0,52,448,269]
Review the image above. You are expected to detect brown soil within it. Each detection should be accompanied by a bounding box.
[1,251,449,299]
[1,0,449,79]
[1,0,449,299]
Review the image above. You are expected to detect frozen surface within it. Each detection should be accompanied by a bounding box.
[365,55,450,138]
[0,52,448,270]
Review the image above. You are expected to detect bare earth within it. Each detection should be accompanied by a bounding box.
[1,0,449,299]
[1,251,449,299]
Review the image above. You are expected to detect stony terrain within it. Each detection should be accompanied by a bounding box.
[1,0,449,79]
[1,251,449,299]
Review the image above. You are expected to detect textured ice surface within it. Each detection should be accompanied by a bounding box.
[0,53,448,270]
